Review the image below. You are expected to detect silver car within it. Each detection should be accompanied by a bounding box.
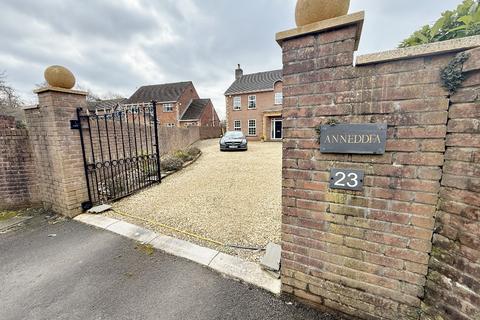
[220,131,248,151]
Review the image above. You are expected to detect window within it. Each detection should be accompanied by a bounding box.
[163,103,173,112]
[129,105,139,114]
[248,95,256,109]
[248,119,256,136]
[166,123,176,128]
[234,120,241,131]
[275,92,283,105]
[233,96,241,110]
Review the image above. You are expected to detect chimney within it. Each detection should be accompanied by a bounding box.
[235,64,243,80]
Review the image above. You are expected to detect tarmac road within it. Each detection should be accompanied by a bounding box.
[0,214,339,320]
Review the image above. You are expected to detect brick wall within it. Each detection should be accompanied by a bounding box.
[158,126,201,156]
[278,16,480,320]
[0,115,39,209]
[421,47,480,320]
[199,126,222,140]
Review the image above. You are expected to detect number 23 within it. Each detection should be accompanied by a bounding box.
[334,172,359,188]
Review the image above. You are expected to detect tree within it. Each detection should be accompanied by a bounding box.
[0,72,26,124]
[399,0,480,48]
[0,72,23,110]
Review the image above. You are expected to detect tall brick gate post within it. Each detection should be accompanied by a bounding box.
[274,10,466,319]
[25,87,89,217]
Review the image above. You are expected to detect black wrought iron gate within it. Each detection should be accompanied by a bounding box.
[75,101,161,209]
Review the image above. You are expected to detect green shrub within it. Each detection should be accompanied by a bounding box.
[161,155,184,171]
[173,150,193,162]
[185,146,201,158]
[399,0,480,48]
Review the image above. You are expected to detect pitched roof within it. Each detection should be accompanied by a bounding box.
[180,99,211,121]
[126,81,192,104]
[224,69,283,95]
[88,98,126,110]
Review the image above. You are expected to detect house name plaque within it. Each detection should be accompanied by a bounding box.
[319,123,387,154]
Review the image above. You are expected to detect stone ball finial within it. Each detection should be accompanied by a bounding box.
[295,0,350,27]
[44,65,76,89]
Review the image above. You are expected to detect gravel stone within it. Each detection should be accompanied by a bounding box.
[110,139,282,262]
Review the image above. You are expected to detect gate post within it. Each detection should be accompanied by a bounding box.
[276,10,448,320]
[25,85,89,218]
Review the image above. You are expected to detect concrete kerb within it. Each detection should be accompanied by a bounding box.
[73,213,281,295]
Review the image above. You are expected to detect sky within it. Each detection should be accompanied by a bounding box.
[0,0,463,119]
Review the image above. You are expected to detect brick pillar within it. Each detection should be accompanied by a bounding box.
[25,87,89,217]
[277,11,444,320]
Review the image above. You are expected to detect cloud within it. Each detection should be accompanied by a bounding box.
[0,0,464,116]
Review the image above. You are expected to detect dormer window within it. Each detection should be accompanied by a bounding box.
[163,103,173,112]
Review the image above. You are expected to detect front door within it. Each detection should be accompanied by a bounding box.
[272,119,283,140]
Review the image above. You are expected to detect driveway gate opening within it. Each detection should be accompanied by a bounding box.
[76,101,161,209]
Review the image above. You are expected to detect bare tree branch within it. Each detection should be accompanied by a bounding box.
[0,72,23,110]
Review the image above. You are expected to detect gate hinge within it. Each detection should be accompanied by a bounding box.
[70,120,81,129]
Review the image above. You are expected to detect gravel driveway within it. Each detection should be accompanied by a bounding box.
[109,139,282,261]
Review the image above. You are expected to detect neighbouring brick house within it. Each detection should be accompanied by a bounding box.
[125,81,219,128]
[225,65,283,141]
[178,98,218,127]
